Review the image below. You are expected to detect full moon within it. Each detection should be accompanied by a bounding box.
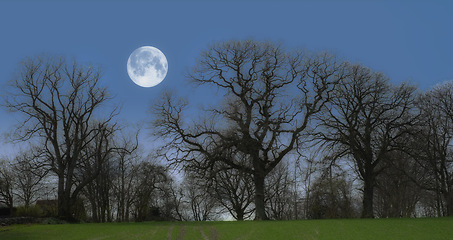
[127,46,168,87]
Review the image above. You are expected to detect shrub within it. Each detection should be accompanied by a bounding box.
[0,206,16,216]
[15,205,44,218]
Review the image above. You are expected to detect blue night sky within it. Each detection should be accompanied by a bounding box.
[1,0,453,156]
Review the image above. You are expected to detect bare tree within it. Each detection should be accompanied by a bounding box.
[374,151,421,218]
[11,148,47,208]
[306,168,357,219]
[152,40,348,220]
[183,173,219,221]
[80,122,129,222]
[410,81,453,216]
[191,151,255,221]
[0,160,14,213]
[188,147,255,221]
[112,134,140,222]
[212,167,255,221]
[3,55,119,220]
[317,64,417,218]
[299,152,318,219]
[84,164,113,222]
[132,162,169,222]
[162,180,191,221]
[265,161,297,220]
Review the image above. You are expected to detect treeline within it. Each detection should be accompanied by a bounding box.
[0,40,452,222]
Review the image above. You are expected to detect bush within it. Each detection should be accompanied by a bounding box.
[36,200,58,218]
[307,173,359,219]
[15,205,44,218]
[0,207,16,217]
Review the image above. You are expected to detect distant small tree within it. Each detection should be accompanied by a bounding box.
[184,173,220,221]
[193,149,255,221]
[11,148,47,208]
[83,152,114,222]
[163,181,191,221]
[265,162,297,220]
[299,152,318,219]
[132,162,169,222]
[153,178,184,221]
[111,133,140,222]
[80,124,137,222]
[212,167,255,221]
[307,169,357,219]
[374,151,420,218]
[0,160,15,214]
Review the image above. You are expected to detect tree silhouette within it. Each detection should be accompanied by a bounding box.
[3,55,119,220]
[317,65,417,218]
[411,81,453,216]
[152,40,348,220]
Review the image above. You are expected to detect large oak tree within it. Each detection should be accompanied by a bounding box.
[152,40,348,220]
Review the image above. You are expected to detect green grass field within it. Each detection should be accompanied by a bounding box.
[0,217,451,240]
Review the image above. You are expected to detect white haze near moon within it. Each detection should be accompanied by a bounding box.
[127,46,168,88]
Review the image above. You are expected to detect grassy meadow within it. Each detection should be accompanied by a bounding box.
[0,217,451,240]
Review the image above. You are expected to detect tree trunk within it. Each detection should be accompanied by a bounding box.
[361,175,375,218]
[6,200,14,217]
[90,198,98,222]
[445,191,453,216]
[57,176,75,221]
[235,208,244,221]
[57,177,67,218]
[58,193,73,221]
[125,200,131,222]
[253,170,268,220]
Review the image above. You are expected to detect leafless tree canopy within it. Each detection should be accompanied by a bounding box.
[317,64,418,218]
[410,82,453,216]
[152,40,349,220]
[2,41,453,222]
[3,55,119,220]
[0,161,14,210]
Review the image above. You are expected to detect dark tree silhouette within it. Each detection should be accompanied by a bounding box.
[0,160,14,214]
[212,167,255,221]
[411,81,453,216]
[132,162,169,222]
[306,170,357,219]
[191,156,255,221]
[317,65,417,218]
[3,55,119,220]
[183,172,219,221]
[374,151,421,218]
[111,133,140,222]
[11,148,47,208]
[152,40,348,220]
[265,161,298,220]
